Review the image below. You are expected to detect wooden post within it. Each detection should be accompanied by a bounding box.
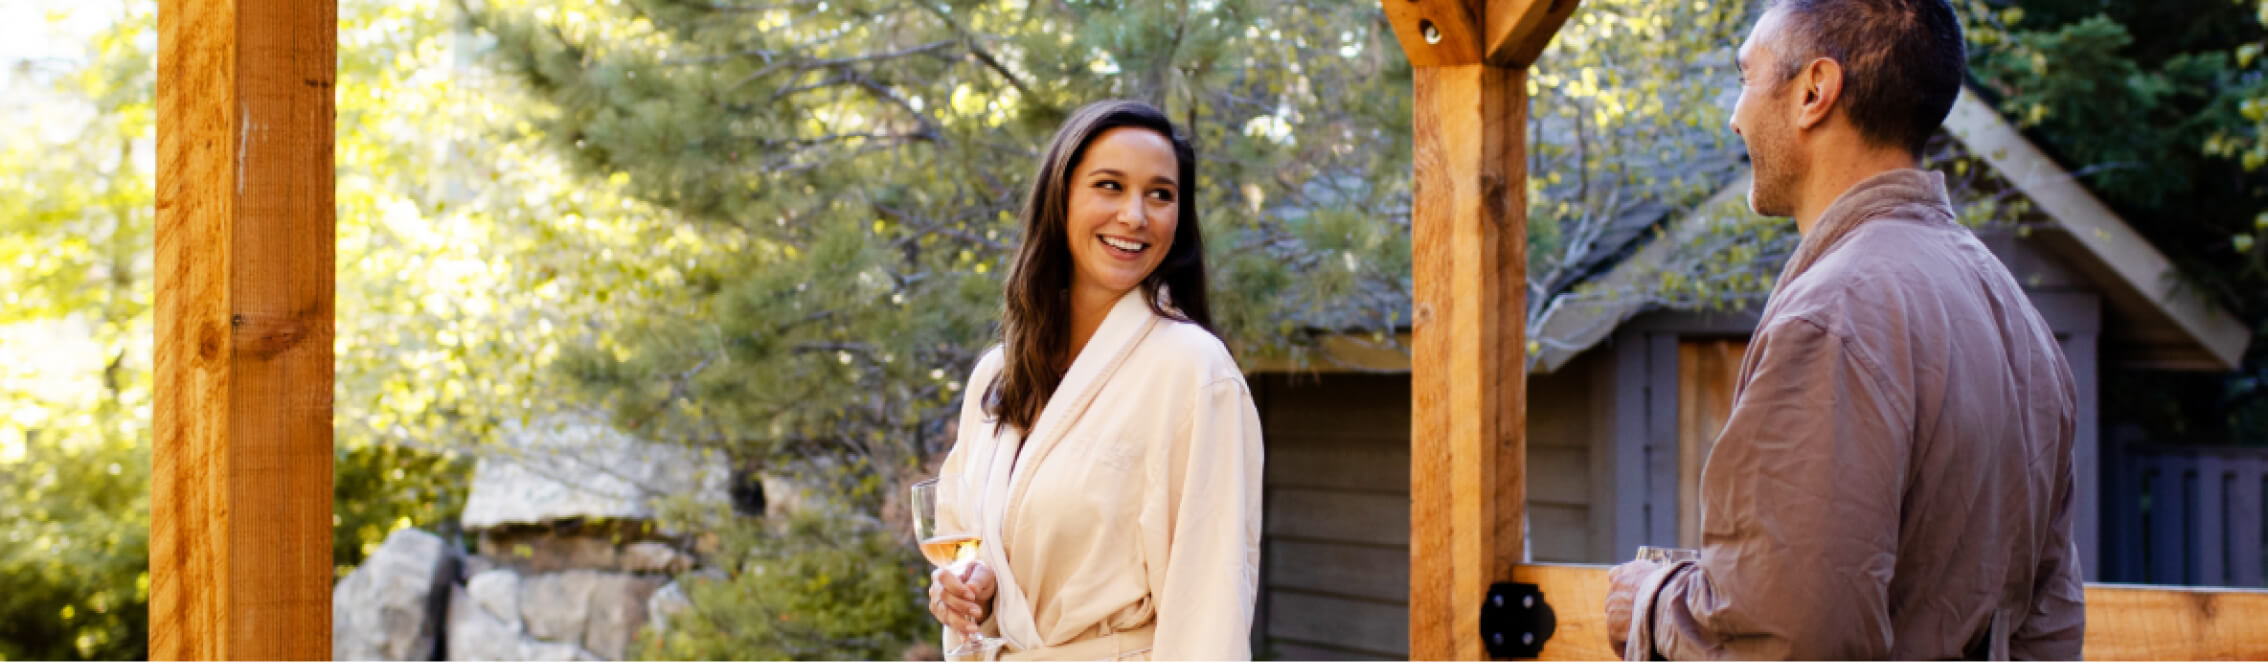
[1381,0,1576,658]
[153,0,336,658]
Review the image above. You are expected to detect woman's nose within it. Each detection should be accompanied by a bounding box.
[1117,197,1147,229]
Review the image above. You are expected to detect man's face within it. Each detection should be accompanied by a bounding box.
[1730,9,1806,218]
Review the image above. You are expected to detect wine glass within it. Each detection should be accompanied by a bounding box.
[912,478,1000,658]
[1635,545,1699,565]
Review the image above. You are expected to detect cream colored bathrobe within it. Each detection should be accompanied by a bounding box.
[936,289,1264,661]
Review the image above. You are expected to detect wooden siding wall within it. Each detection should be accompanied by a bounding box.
[1676,340,1746,548]
[1252,364,1601,659]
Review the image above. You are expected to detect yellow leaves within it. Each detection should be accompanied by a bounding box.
[950,83,984,116]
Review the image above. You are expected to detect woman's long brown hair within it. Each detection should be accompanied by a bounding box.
[984,100,1214,437]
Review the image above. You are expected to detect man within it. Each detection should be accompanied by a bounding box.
[1600,0,2086,658]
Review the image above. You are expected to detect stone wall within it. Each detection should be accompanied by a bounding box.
[333,527,707,661]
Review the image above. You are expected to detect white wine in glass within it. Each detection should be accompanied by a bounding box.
[920,533,982,568]
[911,478,1000,658]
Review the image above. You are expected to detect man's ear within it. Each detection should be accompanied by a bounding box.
[1795,57,1843,131]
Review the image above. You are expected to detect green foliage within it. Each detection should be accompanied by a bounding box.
[636,505,930,660]
[0,4,154,657]
[332,443,475,576]
[0,431,149,660]
[1964,0,2268,446]
[3,0,656,656]
[1970,12,2243,207]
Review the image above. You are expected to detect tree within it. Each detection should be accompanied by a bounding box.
[0,5,156,656]
[0,0,711,657]
[1962,0,2268,445]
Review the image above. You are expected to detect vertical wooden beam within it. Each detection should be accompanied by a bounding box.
[1388,0,1576,657]
[154,0,336,658]
[1406,61,1528,661]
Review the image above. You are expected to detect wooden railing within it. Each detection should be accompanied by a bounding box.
[2106,444,2267,587]
[1509,564,2268,660]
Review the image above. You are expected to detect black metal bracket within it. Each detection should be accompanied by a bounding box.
[1481,581,1556,659]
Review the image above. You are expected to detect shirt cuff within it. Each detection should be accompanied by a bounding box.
[1625,560,1695,661]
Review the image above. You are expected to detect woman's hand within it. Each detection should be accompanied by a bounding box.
[928,561,998,636]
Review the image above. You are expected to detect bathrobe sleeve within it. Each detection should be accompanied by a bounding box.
[938,350,1004,655]
[1149,376,1265,660]
[1638,316,1911,660]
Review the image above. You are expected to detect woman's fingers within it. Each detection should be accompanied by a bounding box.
[961,561,998,602]
[930,567,984,634]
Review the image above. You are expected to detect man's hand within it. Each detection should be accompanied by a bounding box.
[1604,559,1663,655]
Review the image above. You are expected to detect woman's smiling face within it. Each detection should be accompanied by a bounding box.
[1064,126,1180,303]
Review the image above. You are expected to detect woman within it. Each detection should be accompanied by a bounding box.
[926,100,1264,661]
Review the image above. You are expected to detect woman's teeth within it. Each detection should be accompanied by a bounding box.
[1101,236,1147,253]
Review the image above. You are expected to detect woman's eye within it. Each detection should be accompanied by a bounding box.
[1096,181,1122,191]
[1148,190,1175,202]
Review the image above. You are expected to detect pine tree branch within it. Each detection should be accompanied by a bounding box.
[908,0,1037,102]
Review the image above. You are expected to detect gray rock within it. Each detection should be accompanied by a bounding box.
[447,584,604,661]
[523,639,604,662]
[446,583,523,661]
[461,554,498,582]
[759,474,804,519]
[518,570,601,642]
[643,579,693,636]
[333,528,458,661]
[582,575,666,659]
[465,569,522,631]
[618,542,690,574]
[459,416,732,531]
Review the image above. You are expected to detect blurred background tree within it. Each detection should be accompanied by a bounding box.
[0,4,156,656]
[2,0,691,657]
[1962,0,2268,446]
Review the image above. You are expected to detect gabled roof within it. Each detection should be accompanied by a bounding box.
[1525,88,2251,373]
[1940,89,2250,370]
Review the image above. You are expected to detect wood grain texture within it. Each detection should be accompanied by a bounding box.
[1508,564,1617,661]
[153,0,335,658]
[1675,339,1743,549]
[1484,0,1583,68]
[1514,564,2268,661]
[1408,62,1528,661]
